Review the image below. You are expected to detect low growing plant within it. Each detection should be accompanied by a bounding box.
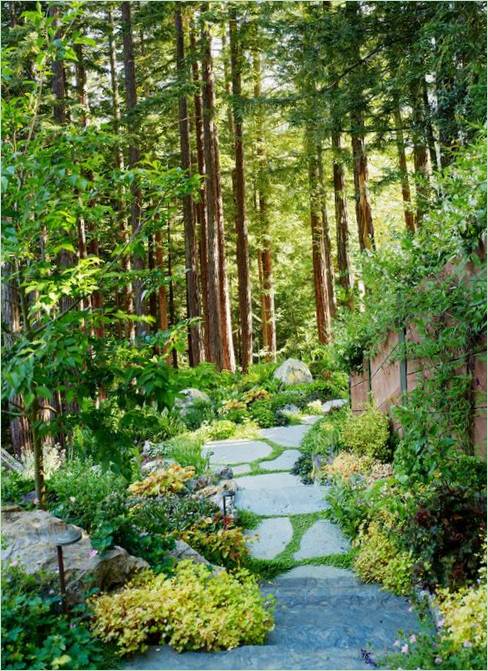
[341,405,390,461]
[180,518,250,568]
[91,561,275,655]
[128,465,195,497]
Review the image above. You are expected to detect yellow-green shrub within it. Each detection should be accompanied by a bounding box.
[353,521,414,595]
[90,561,274,655]
[128,464,195,496]
[341,406,390,461]
[437,583,486,651]
[321,451,373,481]
[181,519,249,567]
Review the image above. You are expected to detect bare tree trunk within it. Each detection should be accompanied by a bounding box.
[108,7,134,340]
[393,105,416,234]
[175,7,204,366]
[410,81,431,226]
[190,22,211,361]
[253,49,276,362]
[317,143,336,320]
[229,10,253,372]
[351,112,375,252]
[200,12,235,371]
[331,130,353,307]
[121,1,145,335]
[306,131,330,344]
[1,266,33,457]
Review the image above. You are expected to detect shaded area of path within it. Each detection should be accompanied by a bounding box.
[125,414,420,670]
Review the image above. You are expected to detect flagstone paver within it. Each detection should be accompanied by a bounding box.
[246,517,293,560]
[128,416,420,670]
[294,519,350,559]
[203,439,272,465]
[259,449,301,471]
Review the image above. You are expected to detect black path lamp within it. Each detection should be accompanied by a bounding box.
[222,491,236,528]
[46,519,82,612]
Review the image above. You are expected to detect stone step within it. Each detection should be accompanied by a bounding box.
[123,644,374,670]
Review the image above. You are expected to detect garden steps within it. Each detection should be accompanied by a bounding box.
[127,418,420,670]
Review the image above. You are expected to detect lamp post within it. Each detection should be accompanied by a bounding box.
[222,491,236,528]
[46,520,82,612]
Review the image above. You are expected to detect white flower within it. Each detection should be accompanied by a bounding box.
[463,641,473,648]
[434,656,443,664]
[69,496,76,503]
[401,644,409,654]
[409,634,417,644]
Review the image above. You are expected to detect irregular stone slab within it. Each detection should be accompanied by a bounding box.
[236,473,328,515]
[260,450,301,471]
[246,518,293,560]
[260,424,310,447]
[322,399,348,413]
[203,439,272,465]
[274,358,313,385]
[232,464,251,475]
[279,565,359,582]
[1,510,148,604]
[294,520,350,560]
[301,415,322,425]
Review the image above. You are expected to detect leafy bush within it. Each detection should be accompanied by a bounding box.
[48,459,127,532]
[205,419,237,440]
[326,477,371,538]
[165,433,209,474]
[91,561,274,655]
[128,495,218,535]
[128,465,195,497]
[181,399,216,431]
[290,453,314,484]
[249,400,278,428]
[353,521,414,595]
[218,399,249,423]
[321,451,393,485]
[1,564,113,670]
[341,406,390,461]
[1,469,34,505]
[181,518,250,568]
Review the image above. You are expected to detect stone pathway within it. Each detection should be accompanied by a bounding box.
[126,413,420,670]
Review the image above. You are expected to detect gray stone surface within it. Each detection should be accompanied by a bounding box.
[273,358,313,386]
[279,565,359,582]
[294,520,350,560]
[322,399,348,413]
[246,518,293,560]
[174,388,210,415]
[260,450,301,471]
[260,424,310,447]
[203,439,272,465]
[235,473,328,515]
[232,463,251,475]
[300,415,322,425]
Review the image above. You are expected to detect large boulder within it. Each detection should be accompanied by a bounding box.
[1,509,148,603]
[273,358,313,386]
[168,540,223,574]
[174,388,211,415]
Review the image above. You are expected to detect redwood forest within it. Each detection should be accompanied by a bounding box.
[1,2,487,670]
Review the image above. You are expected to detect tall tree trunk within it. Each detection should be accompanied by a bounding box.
[1,266,33,458]
[331,129,352,307]
[253,49,276,361]
[350,112,375,251]
[200,12,235,371]
[121,1,145,335]
[410,81,430,226]
[306,131,330,344]
[229,10,252,372]
[175,7,204,366]
[422,77,440,172]
[317,143,336,320]
[167,219,178,369]
[393,105,415,234]
[108,7,134,340]
[189,22,210,361]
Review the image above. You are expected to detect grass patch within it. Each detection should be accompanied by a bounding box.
[245,549,356,581]
[236,509,261,531]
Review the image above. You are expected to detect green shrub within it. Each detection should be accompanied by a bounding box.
[166,433,209,474]
[181,399,216,431]
[1,469,34,505]
[181,519,250,568]
[91,561,275,655]
[1,564,113,670]
[326,478,371,538]
[341,406,390,461]
[249,400,278,428]
[206,419,237,440]
[291,453,314,484]
[128,495,218,535]
[47,459,127,532]
[353,521,414,595]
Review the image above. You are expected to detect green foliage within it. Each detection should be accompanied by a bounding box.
[165,433,210,474]
[341,406,391,461]
[91,561,275,655]
[205,419,237,440]
[248,399,279,428]
[181,519,250,568]
[180,399,216,431]
[1,469,34,505]
[1,564,113,670]
[128,465,195,497]
[128,495,218,536]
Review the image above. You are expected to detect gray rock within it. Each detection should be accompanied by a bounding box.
[213,466,234,480]
[168,540,223,574]
[235,473,328,515]
[232,464,251,476]
[260,450,301,471]
[322,399,348,413]
[175,388,211,415]
[203,439,272,465]
[246,518,293,560]
[294,520,350,560]
[273,359,313,386]
[1,509,148,603]
[279,403,300,416]
[279,565,359,582]
[260,424,310,447]
[141,458,165,474]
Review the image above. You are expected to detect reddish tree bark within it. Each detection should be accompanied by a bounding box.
[175,7,204,366]
[331,130,353,307]
[394,105,416,234]
[229,10,253,372]
[317,143,336,320]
